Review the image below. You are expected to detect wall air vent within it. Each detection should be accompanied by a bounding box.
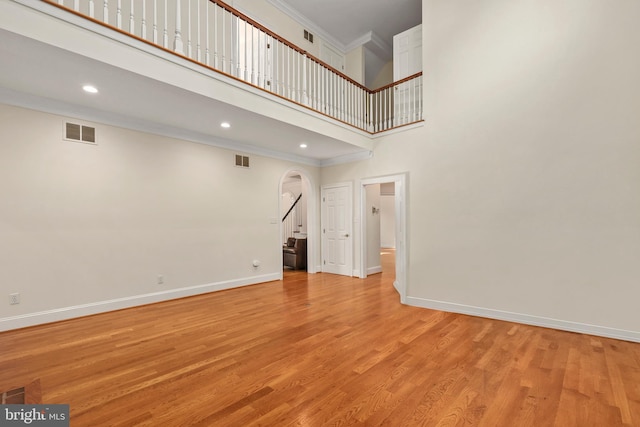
[235,154,250,168]
[64,121,97,145]
[304,29,314,43]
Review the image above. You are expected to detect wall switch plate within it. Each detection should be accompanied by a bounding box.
[157,275,164,285]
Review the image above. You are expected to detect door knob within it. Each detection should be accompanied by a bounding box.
[343,234,349,238]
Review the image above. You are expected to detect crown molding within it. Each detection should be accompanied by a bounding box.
[265,0,346,53]
[345,30,392,59]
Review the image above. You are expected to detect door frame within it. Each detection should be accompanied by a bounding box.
[321,181,353,276]
[279,168,317,278]
[359,174,408,303]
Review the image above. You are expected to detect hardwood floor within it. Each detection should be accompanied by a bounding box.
[1,251,639,426]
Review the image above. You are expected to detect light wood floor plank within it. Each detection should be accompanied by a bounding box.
[1,251,639,426]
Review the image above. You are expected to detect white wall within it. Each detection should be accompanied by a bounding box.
[345,46,365,86]
[365,184,381,274]
[0,104,319,330]
[321,0,640,341]
[380,194,396,249]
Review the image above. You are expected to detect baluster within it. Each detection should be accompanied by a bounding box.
[73,0,79,11]
[187,0,192,58]
[403,81,407,124]
[317,63,321,110]
[196,0,201,62]
[58,0,63,4]
[338,77,342,120]
[241,22,247,80]
[116,0,121,29]
[331,72,335,117]
[255,28,264,87]
[320,66,324,112]
[383,90,387,131]
[103,0,108,24]
[368,90,372,132]
[419,76,423,121]
[253,29,258,87]
[348,83,352,125]
[330,72,335,117]
[315,62,320,110]
[356,87,360,128]
[291,49,296,101]
[287,48,291,99]
[234,13,239,77]
[274,42,280,94]
[206,1,211,66]
[163,0,168,48]
[289,47,294,100]
[380,89,384,131]
[341,78,345,121]
[212,2,217,68]
[296,52,301,102]
[248,24,257,84]
[298,51,302,102]
[129,0,134,35]
[302,55,308,105]
[153,0,158,44]
[174,0,184,54]
[141,0,147,39]
[376,89,380,130]
[411,78,416,122]
[353,86,357,127]
[89,0,94,18]
[389,88,393,129]
[382,89,386,130]
[222,9,226,73]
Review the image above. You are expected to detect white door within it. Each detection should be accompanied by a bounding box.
[322,183,352,276]
[393,24,422,125]
[320,42,345,72]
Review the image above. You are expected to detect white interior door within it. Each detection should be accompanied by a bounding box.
[322,183,353,276]
[320,42,345,72]
[393,24,422,125]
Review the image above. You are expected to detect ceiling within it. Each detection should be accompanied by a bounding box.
[1,0,421,165]
[270,0,422,59]
[0,28,368,166]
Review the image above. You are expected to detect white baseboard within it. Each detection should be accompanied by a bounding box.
[367,266,382,275]
[0,273,280,332]
[406,296,640,343]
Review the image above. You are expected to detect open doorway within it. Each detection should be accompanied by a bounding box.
[364,183,396,278]
[279,170,317,277]
[360,174,407,302]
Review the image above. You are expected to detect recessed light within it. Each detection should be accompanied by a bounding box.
[82,85,98,94]
[221,122,231,128]
[299,143,308,149]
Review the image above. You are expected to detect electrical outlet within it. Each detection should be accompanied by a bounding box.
[157,275,164,285]
[10,293,20,305]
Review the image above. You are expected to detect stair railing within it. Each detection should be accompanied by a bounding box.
[43,0,423,133]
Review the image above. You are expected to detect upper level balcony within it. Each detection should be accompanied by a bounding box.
[1,0,423,164]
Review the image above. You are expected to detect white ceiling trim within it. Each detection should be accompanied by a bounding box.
[345,31,392,60]
[266,0,347,53]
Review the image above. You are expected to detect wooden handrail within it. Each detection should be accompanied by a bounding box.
[372,72,424,93]
[209,0,371,92]
[38,0,424,133]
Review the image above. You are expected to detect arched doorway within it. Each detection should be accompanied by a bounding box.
[279,169,317,277]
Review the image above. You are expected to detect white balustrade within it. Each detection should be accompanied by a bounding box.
[47,0,422,133]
